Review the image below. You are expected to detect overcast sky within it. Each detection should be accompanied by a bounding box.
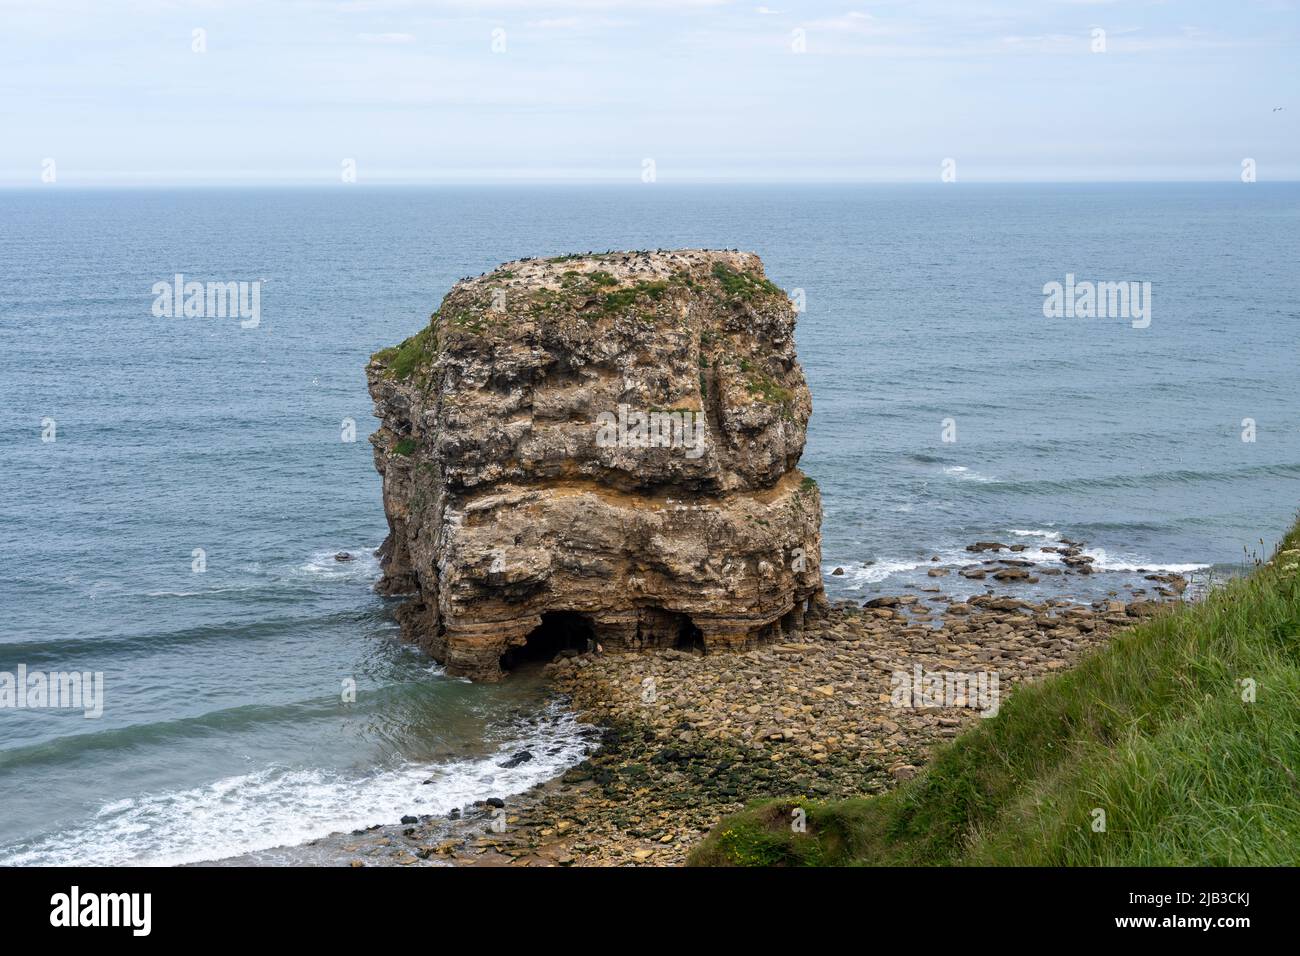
[2,0,1296,184]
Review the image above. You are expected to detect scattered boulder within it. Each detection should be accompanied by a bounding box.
[500,750,534,769]
[992,568,1031,582]
[1145,572,1188,594]
[1125,600,1163,617]
[969,595,1032,612]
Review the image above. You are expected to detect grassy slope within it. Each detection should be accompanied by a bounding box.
[689,518,1300,866]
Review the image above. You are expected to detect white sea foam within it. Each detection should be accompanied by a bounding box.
[146,547,384,599]
[144,586,261,598]
[1007,528,1062,541]
[297,545,382,582]
[1003,530,1206,572]
[824,559,926,588]
[943,466,995,482]
[1078,547,1209,574]
[0,702,590,867]
[824,530,1209,589]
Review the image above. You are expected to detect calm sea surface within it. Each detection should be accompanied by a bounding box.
[2,184,1297,864]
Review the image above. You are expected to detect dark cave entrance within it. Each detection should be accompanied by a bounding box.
[501,611,595,671]
[637,606,705,652]
[674,614,705,651]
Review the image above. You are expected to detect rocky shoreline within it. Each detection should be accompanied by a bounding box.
[325,553,1193,867]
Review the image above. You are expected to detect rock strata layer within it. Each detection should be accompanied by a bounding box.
[368,250,824,680]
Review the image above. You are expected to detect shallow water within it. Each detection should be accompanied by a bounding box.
[1,184,1297,864]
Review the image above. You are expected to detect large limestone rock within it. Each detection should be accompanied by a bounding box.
[367,249,823,680]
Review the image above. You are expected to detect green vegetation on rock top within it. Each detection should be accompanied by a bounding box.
[598,279,671,316]
[711,262,783,301]
[372,321,438,381]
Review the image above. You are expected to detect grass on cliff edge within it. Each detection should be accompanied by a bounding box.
[372,322,437,380]
[688,518,1300,867]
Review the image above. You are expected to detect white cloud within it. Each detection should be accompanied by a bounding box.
[529,16,625,29]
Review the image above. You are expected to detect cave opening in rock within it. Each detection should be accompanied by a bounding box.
[675,615,705,652]
[501,611,595,670]
[636,607,705,651]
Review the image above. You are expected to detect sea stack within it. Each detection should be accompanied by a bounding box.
[367,250,824,680]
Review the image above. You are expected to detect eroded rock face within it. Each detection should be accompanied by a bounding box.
[367,249,823,680]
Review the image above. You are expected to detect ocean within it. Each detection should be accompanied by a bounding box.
[1,183,1297,865]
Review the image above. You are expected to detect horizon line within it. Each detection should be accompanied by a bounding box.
[3,179,1297,190]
